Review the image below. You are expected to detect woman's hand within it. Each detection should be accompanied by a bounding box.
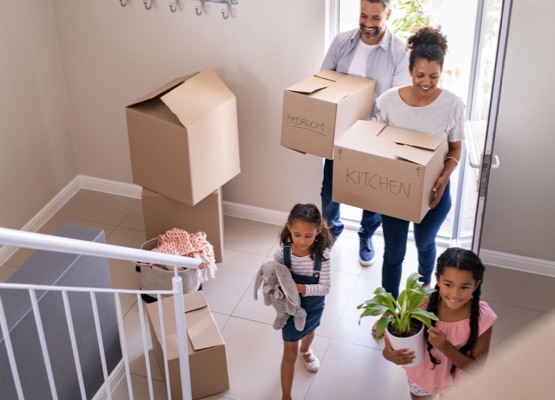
[383,335,416,365]
[430,175,449,209]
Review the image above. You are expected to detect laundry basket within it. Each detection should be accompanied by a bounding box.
[137,237,201,300]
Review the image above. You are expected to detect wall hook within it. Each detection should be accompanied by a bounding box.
[221,0,232,19]
[169,0,178,12]
[195,0,206,16]
[144,0,153,10]
[120,0,128,7]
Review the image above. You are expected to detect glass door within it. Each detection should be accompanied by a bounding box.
[467,0,513,253]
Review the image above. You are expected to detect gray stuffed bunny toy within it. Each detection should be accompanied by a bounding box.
[254,260,307,331]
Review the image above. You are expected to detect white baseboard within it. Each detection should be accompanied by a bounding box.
[78,175,142,199]
[222,200,286,227]
[2,175,554,278]
[480,249,555,278]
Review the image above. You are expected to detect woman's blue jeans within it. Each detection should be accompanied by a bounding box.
[380,181,452,299]
[321,159,381,239]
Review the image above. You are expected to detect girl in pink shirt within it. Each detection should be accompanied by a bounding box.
[383,247,497,399]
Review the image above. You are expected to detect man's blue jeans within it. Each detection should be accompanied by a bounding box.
[380,180,452,299]
[320,159,381,239]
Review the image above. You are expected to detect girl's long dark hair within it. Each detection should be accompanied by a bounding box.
[279,203,332,262]
[424,247,485,377]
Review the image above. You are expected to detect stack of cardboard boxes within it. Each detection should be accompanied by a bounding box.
[126,69,236,399]
[126,69,241,262]
[281,71,445,223]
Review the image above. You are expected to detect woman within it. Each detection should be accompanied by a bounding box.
[376,26,465,299]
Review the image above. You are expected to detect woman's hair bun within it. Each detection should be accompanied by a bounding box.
[407,25,448,54]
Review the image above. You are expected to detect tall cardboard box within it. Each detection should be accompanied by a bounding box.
[126,69,240,206]
[333,121,447,223]
[142,188,224,263]
[146,291,229,400]
[281,70,375,159]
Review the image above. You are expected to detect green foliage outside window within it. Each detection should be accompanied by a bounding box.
[390,0,432,41]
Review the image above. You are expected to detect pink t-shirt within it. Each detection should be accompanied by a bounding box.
[404,299,497,394]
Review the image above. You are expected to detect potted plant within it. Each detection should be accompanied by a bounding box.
[357,272,438,366]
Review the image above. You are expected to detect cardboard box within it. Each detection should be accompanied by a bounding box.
[126,69,241,206]
[280,70,375,159]
[142,188,224,263]
[332,121,447,223]
[146,291,229,400]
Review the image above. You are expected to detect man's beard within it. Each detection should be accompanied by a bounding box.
[360,25,382,40]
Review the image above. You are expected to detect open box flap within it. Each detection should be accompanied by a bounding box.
[382,126,444,151]
[287,75,334,94]
[395,144,434,165]
[312,88,349,103]
[335,120,385,146]
[183,290,208,313]
[184,292,225,351]
[127,72,200,106]
[160,69,235,127]
[314,70,346,82]
[187,311,225,351]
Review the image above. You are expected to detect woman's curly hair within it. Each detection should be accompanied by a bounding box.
[407,26,448,71]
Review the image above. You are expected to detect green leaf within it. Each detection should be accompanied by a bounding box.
[358,303,388,318]
[374,317,390,340]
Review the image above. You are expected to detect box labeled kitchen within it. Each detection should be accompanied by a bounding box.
[332,120,446,223]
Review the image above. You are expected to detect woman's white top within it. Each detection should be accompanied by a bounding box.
[376,87,466,153]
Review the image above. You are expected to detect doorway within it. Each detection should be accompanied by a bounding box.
[333,0,506,249]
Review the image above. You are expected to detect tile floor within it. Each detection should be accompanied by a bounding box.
[2,189,555,400]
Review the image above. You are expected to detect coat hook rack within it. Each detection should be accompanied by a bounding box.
[144,0,153,10]
[194,0,237,18]
[169,0,178,12]
[221,0,236,19]
[195,0,206,16]
[120,0,128,6]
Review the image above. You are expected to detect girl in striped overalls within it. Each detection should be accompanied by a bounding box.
[274,203,333,400]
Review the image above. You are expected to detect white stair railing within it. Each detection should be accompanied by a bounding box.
[0,227,200,400]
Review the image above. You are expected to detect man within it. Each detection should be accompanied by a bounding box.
[320,0,410,265]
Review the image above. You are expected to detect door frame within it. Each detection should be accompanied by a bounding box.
[471,0,513,254]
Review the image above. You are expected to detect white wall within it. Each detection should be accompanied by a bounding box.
[51,0,326,213]
[0,1,77,229]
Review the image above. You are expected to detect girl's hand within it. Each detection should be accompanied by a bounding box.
[296,283,306,295]
[427,326,450,352]
[383,335,415,365]
[430,176,448,209]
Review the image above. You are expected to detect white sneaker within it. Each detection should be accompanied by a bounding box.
[300,348,320,373]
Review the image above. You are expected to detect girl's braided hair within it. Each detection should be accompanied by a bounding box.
[424,247,485,377]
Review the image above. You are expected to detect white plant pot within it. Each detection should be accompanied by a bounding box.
[386,323,425,367]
